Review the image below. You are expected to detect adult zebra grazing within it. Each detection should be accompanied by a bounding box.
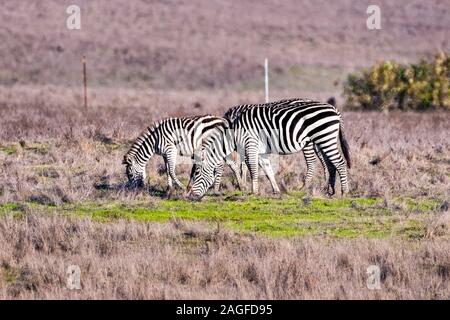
[123,115,241,193]
[223,99,328,190]
[189,99,351,199]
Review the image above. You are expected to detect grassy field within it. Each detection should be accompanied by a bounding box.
[1,195,444,239]
[1,0,449,300]
[0,91,448,299]
[0,85,449,299]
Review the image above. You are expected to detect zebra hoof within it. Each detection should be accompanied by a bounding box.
[273,191,283,199]
[188,194,203,202]
[327,188,335,197]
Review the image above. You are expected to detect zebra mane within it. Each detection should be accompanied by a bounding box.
[224,98,323,124]
[262,98,316,106]
[226,98,319,113]
[244,98,317,108]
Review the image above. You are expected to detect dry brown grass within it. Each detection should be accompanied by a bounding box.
[1,0,449,91]
[1,212,450,299]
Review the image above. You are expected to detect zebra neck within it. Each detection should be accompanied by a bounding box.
[205,134,235,165]
[130,139,155,168]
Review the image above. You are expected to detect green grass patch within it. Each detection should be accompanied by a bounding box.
[402,198,442,212]
[1,265,19,283]
[0,144,17,155]
[0,194,441,239]
[0,143,50,156]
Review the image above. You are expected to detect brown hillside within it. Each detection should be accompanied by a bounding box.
[1,0,449,91]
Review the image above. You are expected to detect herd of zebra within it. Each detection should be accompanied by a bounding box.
[123,98,351,200]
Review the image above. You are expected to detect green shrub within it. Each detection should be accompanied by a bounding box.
[344,52,450,111]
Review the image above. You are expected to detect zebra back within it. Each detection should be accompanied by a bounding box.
[223,98,332,123]
[124,115,228,165]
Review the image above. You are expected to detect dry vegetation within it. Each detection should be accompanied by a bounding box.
[1,214,450,299]
[1,0,449,94]
[0,0,449,299]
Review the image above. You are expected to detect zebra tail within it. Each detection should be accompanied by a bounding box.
[339,124,351,169]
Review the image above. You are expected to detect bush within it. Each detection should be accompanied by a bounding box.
[344,52,450,111]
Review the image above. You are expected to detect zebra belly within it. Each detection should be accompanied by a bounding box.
[257,137,308,155]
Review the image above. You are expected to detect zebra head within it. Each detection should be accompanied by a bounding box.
[188,121,235,199]
[188,160,216,199]
[122,154,146,188]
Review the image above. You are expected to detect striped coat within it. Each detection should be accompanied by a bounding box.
[189,99,351,198]
[223,100,327,189]
[123,115,240,192]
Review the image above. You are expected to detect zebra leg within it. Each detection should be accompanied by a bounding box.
[314,143,328,186]
[335,158,349,195]
[316,140,349,196]
[213,162,224,192]
[259,155,280,193]
[164,157,174,191]
[245,144,260,194]
[186,163,196,193]
[165,148,185,190]
[236,146,247,188]
[225,156,243,191]
[325,155,337,196]
[300,143,317,190]
[315,144,337,196]
[241,163,248,188]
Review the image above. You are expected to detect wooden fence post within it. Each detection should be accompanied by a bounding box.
[82,55,88,109]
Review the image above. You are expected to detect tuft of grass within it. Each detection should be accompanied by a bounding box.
[402,198,443,212]
[1,265,19,283]
[0,143,49,156]
[0,144,17,155]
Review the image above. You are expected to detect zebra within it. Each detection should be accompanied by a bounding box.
[123,115,241,193]
[223,99,328,190]
[188,99,351,199]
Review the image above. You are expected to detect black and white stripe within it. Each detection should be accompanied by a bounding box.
[123,115,240,191]
[223,100,328,189]
[190,99,351,198]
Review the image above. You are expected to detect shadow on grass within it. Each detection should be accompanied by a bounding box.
[93,181,189,200]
